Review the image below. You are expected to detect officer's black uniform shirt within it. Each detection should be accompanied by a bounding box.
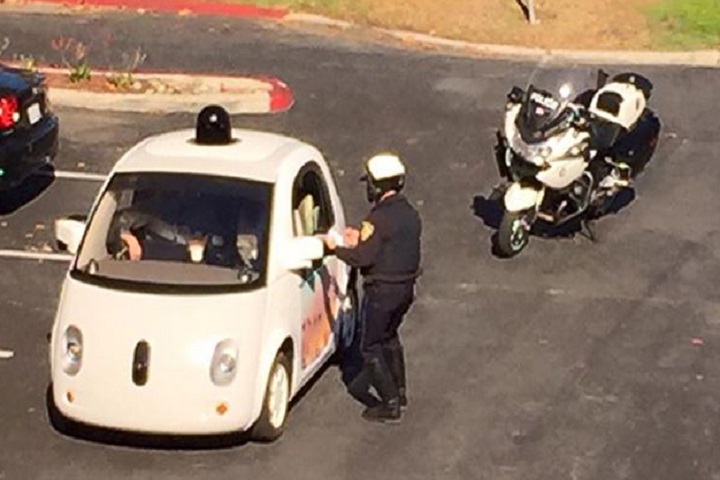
[335,193,421,283]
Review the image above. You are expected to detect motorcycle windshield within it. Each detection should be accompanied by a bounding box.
[516,67,598,144]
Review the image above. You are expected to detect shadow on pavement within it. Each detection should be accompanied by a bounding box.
[0,165,56,216]
[472,186,638,257]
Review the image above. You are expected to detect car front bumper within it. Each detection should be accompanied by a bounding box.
[0,114,59,190]
[52,378,258,435]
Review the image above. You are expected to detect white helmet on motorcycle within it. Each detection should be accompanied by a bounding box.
[362,153,406,203]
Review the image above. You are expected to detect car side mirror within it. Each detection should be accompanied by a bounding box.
[54,215,86,255]
[282,236,324,271]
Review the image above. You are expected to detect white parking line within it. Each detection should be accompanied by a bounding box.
[0,349,14,359]
[0,250,73,262]
[44,170,107,182]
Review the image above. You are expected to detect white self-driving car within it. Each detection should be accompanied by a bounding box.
[50,108,354,441]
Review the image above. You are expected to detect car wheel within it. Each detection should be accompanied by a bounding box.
[251,352,291,442]
[336,283,359,354]
[332,266,360,367]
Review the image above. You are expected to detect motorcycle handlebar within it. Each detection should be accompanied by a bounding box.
[568,104,592,129]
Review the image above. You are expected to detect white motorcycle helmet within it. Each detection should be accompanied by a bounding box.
[362,153,406,203]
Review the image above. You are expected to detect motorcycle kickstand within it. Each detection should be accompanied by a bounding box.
[580,218,598,242]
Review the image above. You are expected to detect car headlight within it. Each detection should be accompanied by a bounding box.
[61,325,83,376]
[210,339,238,386]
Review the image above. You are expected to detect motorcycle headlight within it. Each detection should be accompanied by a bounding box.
[61,325,83,376]
[210,339,238,386]
[538,146,553,158]
[529,146,554,169]
[568,144,587,157]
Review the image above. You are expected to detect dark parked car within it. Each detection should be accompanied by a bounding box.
[0,63,59,190]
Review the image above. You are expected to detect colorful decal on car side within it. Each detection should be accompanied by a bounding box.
[300,266,339,369]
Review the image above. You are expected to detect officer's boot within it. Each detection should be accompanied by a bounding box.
[346,365,380,407]
[361,355,401,423]
[384,341,407,410]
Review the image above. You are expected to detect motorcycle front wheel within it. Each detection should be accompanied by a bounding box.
[497,210,532,257]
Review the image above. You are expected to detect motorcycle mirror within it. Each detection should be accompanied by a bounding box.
[507,86,525,103]
[596,69,609,89]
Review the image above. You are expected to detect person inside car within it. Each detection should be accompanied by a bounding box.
[110,190,239,266]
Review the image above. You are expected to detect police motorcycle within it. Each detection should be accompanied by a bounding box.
[493,68,660,257]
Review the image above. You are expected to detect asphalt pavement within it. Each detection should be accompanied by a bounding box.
[0,7,719,480]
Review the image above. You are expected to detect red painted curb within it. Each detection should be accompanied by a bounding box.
[264,77,294,113]
[215,74,294,113]
[14,0,287,19]
[3,60,296,114]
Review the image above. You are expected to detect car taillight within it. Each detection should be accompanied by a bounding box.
[0,95,19,130]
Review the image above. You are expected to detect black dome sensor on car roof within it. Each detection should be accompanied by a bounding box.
[195,105,232,145]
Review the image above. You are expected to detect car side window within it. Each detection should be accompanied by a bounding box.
[292,163,334,237]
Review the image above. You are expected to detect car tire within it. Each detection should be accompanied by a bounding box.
[251,352,291,442]
[336,283,359,356]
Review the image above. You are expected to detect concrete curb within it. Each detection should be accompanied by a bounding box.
[8,64,295,113]
[380,28,720,67]
[284,14,720,68]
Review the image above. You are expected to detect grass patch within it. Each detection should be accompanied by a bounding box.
[647,0,720,49]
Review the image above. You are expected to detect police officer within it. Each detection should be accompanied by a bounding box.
[324,153,422,423]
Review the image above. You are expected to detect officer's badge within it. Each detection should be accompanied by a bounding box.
[360,221,375,242]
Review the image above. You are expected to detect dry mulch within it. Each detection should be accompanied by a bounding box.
[43,71,183,94]
[327,0,656,50]
[245,0,662,51]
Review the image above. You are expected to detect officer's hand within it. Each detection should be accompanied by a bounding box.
[343,227,359,248]
[321,234,337,251]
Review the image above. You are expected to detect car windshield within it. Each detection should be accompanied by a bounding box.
[517,67,597,143]
[74,172,272,289]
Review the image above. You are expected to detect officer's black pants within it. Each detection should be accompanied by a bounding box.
[358,282,414,403]
[361,282,414,349]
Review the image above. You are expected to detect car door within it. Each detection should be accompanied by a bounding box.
[291,162,341,374]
